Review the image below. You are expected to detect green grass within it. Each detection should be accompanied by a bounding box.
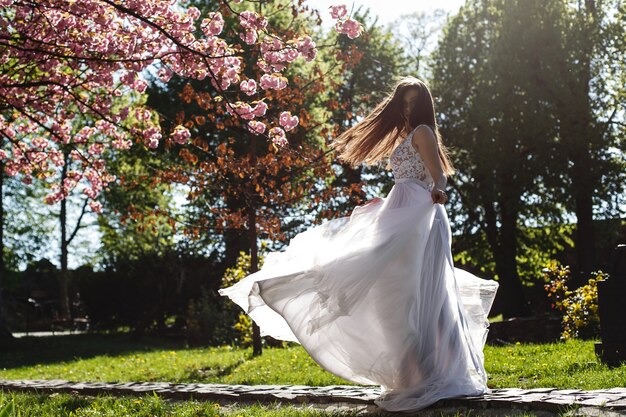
[0,391,543,417]
[0,391,364,417]
[0,334,612,416]
[0,334,348,385]
[485,339,626,389]
[1,334,625,390]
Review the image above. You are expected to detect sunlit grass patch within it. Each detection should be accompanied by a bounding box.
[1,334,625,390]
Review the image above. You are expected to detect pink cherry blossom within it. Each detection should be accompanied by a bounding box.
[88,201,103,213]
[187,6,200,20]
[143,126,162,149]
[240,79,257,96]
[226,102,251,119]
[335,18,363,39]
[252,101,268,117]
[158,67,173,83]
[135,108,152,121]
[32,137,49,149]
[112,138,132,150]
[171,125,191,144]
[239,11,267,31]
[45,189,65,204]
[201,12,224,36]
[0,0,363,209]
[279,111,299,132]
[297,36,317,61]
[269,127,287,147]
[329,5,348,19]
[248,120,266,135]
[133,78,148,93]
[259,74,287,90]
[88,143,105,155]
[240,29,258,45]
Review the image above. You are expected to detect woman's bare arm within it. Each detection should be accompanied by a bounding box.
[411,126,448,203]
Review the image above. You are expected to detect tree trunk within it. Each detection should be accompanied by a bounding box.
[247,204,262,356]
[496,203,529,318]
[566,0,598,281]
[0,160,13,339]
[248,135,262,356]
[571,147,596,280]
[483,199,529,318]
[59,151,71,319]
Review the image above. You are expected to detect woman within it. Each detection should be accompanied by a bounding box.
[219,76,499,412]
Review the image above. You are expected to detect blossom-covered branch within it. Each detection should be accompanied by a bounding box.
[0,0,361,211]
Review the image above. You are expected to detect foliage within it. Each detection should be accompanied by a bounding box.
[431,0,560,317]
[185,288,237,346]
[220,251,265,347]
[0,0,362,210]
[1,175,55,271]
[430,0,626,317]
[389,9,449,77]
[544,261,603,340]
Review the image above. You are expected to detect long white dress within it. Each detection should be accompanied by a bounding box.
[218,125,499,412]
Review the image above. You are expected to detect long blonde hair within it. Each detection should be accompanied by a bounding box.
[332,76,455,176]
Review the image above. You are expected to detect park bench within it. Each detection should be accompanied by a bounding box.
[595,244,626,366]
[51,316,91,334]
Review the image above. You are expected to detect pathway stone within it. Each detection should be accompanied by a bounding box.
[1,379,626,415]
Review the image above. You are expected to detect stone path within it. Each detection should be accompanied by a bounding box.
[1,379,626,416]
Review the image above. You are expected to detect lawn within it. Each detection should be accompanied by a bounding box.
[0,391,542,417]
[0,391,366,417]
[1,334,625,416]
[1,334,625,389]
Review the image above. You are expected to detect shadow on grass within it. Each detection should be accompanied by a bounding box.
[0,333,190,369]
[189,358,248,381]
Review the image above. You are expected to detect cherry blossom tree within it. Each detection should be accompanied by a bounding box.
[0,0,361,327]
[0,0,361,213]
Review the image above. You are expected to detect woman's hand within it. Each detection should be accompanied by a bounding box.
[431,188,447,205]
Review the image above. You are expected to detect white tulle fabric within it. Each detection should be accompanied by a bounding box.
[219,126,499,412]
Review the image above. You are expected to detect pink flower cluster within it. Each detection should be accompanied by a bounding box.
[329,4,363,39]
[240,79,257,95]
[171,125,191,144]
[247,120,267,135]
[260,74,287,90]
[239,11,268,45]
[201,12,224,37]
[269,127,287,147]
[279,112,299,132]
[226,101,268,120]
[0,0,362,209]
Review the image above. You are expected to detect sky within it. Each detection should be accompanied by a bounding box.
[308,0,466,25]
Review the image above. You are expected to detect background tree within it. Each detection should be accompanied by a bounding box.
[431,0,625,317]
[390,9,448,77]
[144,1,363,353]
[0,0,363,340]
[432,0,566,317]
[532,0,626,280]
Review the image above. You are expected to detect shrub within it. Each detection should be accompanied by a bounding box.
[544,260,605,340]
[221,251,263,347]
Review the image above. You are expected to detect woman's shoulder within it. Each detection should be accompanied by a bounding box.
[410,124,437,149]
[411,124,435,137]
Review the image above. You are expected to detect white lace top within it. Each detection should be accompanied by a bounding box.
[389,126,434,189]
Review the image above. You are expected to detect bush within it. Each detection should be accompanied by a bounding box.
[185,289,237,345]
[544,260,605,340]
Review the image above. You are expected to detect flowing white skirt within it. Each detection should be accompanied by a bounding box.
[219,178,499,412]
